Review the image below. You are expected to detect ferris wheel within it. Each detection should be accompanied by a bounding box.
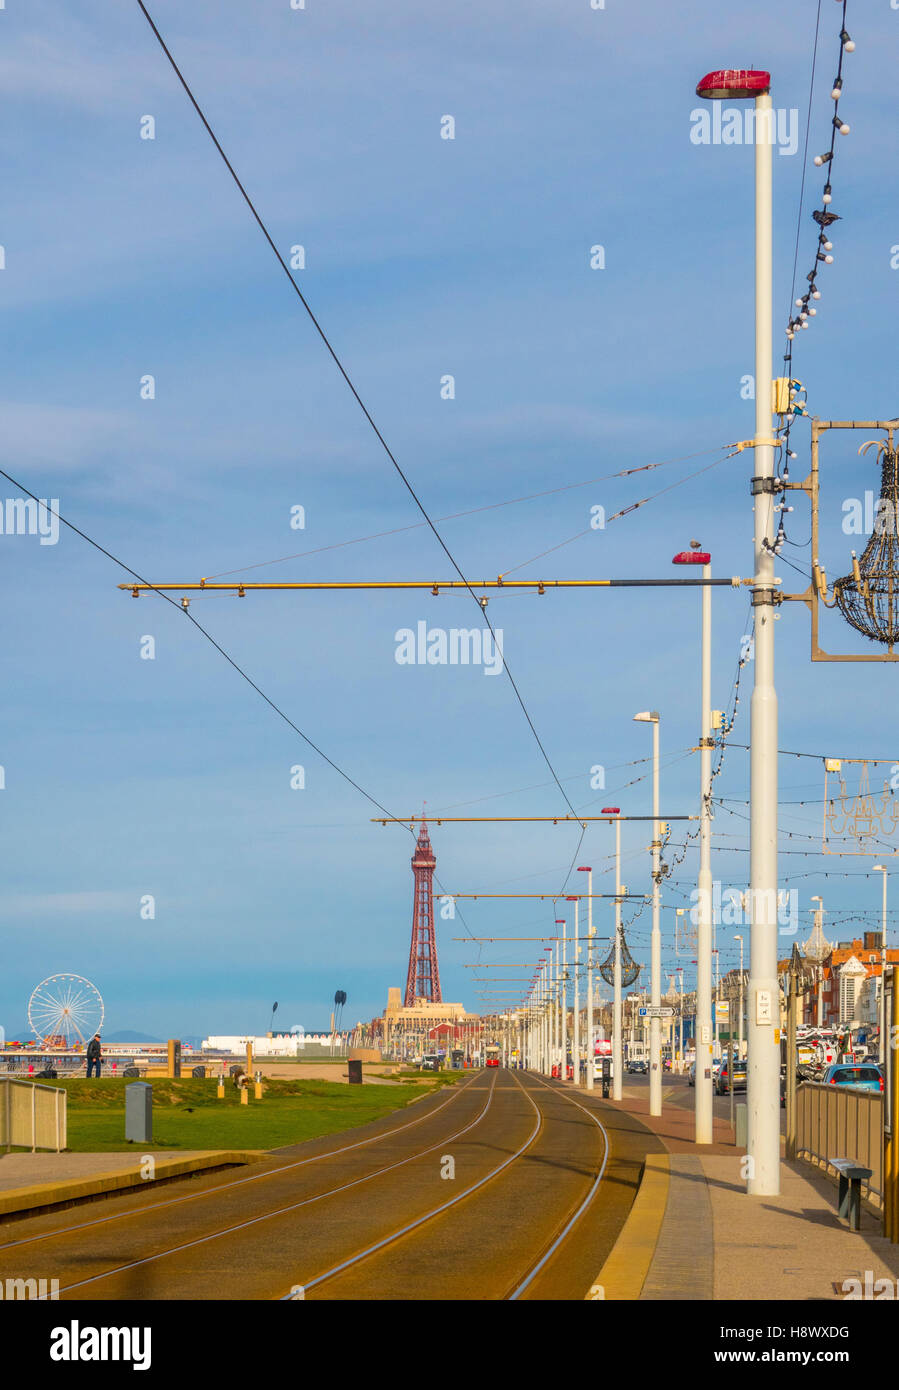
[28,974,104,1048]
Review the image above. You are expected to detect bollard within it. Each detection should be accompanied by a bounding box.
[735,1102,748,1149]
[240,1087,249,1105]
[254,1081,263,1099]
[217,1077,225,1099]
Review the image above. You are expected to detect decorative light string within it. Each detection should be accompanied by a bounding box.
[772,1,855,555]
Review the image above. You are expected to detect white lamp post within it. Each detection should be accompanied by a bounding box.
[568,898,580,1085]
[874,867,888,1065]
[673,543,715,1143]
[696,65,780,1196]
[578,866,594,1090]
[734,934,745,1058]
[634,711,663,1116]
[556,917,568,1080]
[603,810,624,1099]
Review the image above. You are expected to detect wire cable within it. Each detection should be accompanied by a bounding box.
[134,0,580,820]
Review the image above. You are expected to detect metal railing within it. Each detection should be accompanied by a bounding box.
[0,1079,67,1153]
[795,1081,882,1207]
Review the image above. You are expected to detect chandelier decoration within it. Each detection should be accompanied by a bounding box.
[599,931,641,988]
[833,443,899,645]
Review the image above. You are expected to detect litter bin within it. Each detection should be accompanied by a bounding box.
[347,1059,363,1085]
[191,1065,206,1079]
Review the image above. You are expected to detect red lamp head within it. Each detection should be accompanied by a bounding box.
[601,807,621,815]
[696,69,771,100]
[672,550,711,565]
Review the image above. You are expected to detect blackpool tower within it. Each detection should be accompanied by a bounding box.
[403,818,442,1006]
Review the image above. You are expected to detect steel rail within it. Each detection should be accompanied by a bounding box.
[3,1074,479,1255]
[37,1073,501,1298]
[278,1068,543,1298]
[505,1075,610,1300]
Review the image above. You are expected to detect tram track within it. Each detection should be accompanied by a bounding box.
[0,1071,480,1255]
[0,1070,655,1300]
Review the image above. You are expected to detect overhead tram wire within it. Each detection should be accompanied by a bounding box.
[134,0,579,822]
[0,476,402,821]
[203,448,730,582]
[496,447,742,579]
[0,472,484,947]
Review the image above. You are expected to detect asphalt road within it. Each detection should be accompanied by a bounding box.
[626,1069,787,1133]
[0,1070,661,1301]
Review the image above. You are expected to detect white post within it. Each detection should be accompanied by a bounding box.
[561,915,568,1081]
[747,87,780,1196]
[737,935,745,1058]
[555,941,561,1068]
[650,717,663,1116]
[883,872,889,1067]
[612,822,623,1100]
[696,558,715,1142]
[587,883,595,1092]
[573,900,580,1086]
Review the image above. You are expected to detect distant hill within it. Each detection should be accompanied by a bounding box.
[99,1030,163,1045]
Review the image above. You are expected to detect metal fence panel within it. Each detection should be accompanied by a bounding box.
[796,1082,882,1207]
[0,1079,67,1152]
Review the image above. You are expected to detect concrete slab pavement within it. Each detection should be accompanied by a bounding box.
[576,1074,899,1301]
[0,1149,262,1220]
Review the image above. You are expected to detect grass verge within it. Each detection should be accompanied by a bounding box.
[15,1075,462,1154]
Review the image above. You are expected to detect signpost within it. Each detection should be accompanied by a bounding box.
[639,1006,675,1019]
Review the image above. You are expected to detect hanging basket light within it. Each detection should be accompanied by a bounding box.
[833,442,899,645]
[599,933,641,988]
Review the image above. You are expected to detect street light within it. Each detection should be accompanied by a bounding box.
[734,934,745,1059]
[634,711,663,1117]
[567,897,580,1085]
[874,867,888,1065]
[602,811,623,1098]
[811,894,825,1027]
[696,64,780,1196]
[577,866,594,1090]
[673,542,715,1146]
[556,918,568,1081]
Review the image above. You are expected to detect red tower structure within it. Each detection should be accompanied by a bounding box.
[404,819,442,1006]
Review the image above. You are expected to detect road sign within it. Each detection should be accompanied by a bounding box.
[639,1006,676,1019]
[715,1001,730,1021]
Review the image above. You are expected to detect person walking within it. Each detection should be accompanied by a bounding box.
[86,1033,102,1079]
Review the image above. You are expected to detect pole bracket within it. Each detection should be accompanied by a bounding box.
[751,587,782,607]
[750,476,781,495]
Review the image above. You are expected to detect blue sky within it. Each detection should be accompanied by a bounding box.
[1,0,897,1040]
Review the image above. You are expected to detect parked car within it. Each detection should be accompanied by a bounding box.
[421,1053,441,1072]
[821,1063,883,1093]
[689,1061,722,1084]
[626,1059,647,1074]
[715,1061,747,1095]
[780,1066,810,1106]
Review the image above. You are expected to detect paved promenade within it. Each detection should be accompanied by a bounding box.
[582,1075,899,1301]
[0,1149,260,1219]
